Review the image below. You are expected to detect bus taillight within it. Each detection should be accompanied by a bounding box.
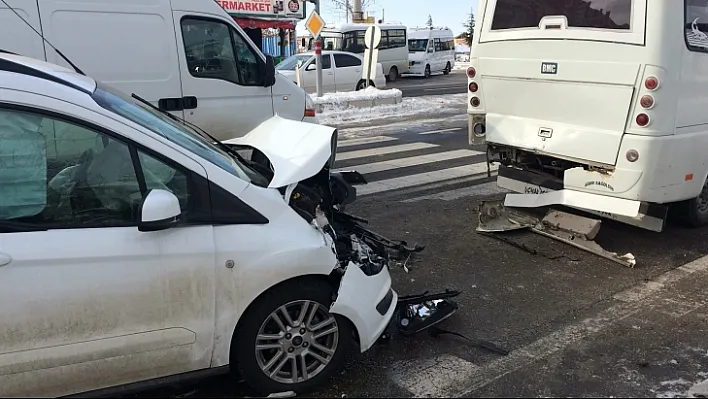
[636,113,650,127]
[468,82,478,92]
[467,67,476,78]
[470,97,480,107]
[645,76,659,91]
[640,95,654,109]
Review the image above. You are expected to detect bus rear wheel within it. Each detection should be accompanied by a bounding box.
[676,177,708,227]
[443,62,451,75]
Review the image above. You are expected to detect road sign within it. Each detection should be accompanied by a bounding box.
[364,25,382,49]
[305,9,325,39]
[362,25,382,88]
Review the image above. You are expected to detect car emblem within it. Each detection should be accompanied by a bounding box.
[541,62,558,74]
[538,128,553,138]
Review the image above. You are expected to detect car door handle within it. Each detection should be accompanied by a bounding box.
[0,252,12,267]
[158,96,198,111]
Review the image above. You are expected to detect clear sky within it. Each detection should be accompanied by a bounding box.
[296,0,478,36]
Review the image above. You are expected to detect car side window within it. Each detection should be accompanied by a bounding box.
[333,54,361,68]
[181,17,263,86]
[138,150,192,213]
[310,55,331,70]
[0,108,143,230]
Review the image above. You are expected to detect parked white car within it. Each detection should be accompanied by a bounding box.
[0,53,397,397]
[275,51,387,93]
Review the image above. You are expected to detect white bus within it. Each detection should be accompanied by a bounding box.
[307,23,410,81]
[468,0,708,233]
[404,26,455,78]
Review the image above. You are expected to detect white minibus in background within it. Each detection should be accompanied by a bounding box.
[307,23,410,82]
[468,0,708,232]
[404,26,455,78]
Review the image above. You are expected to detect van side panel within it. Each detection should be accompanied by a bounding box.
[36,0,183,107]
[0,1,45,59]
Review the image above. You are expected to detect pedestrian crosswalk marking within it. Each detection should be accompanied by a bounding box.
[357,162,499,195]
[335,149,483,175]
[334,132,498,197]
[337,142,438,161]
[419,128,462,135]
[338,135,397,148]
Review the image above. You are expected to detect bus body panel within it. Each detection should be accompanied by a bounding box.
[468,0,708,206]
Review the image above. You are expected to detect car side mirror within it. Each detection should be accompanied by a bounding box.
[263,55,276,87]
[138,189,181,232]
[428,48,434,53]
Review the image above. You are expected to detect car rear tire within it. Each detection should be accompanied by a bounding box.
[443,62,451,75]
[387,66,398,82]
[233,279,354,396]
[356,80,375,91]
[676,177,708,227]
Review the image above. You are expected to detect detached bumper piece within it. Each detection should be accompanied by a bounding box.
[477,200,636,268]
[394,290,461,336]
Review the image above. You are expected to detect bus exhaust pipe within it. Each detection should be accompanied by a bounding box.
[476,201,637,268]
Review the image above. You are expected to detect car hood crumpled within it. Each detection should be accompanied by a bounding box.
[224,115,336,188]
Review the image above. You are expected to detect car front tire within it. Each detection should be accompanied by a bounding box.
[233,279,354,395]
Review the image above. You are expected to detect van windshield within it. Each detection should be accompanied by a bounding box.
[91,83,262,184]
[408,39,428,52]
[491,0,632,31]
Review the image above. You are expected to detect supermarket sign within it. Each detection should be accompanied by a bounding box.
[217,0,304,19]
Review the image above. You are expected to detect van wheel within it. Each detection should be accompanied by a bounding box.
[443,62,451,75]
[676,177,708,227]
[387,66,398,82]
[233,279,354,395]
[356,80,375,91]
[424,65,431,78]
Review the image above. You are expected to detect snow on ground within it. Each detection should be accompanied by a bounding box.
[310,86,402,107]
[315,92,468,134]
[453,61,470,71]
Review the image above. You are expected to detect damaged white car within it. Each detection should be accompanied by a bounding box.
[0,53,400,397]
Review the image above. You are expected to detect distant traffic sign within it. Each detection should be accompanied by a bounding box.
[362,25,382,88]
[364,25,382,49]
[305,10,325,39]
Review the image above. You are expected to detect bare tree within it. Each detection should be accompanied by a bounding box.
[426,14,433,27]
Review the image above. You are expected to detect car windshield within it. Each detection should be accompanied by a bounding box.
[91,82,263,184]
[276,55,313,70]
[408,39,428,52]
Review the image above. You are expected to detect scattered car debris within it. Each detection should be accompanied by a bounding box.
[477,200,636,267]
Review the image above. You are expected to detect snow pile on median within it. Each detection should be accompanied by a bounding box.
[310,86,402,107]
[316,92,468,130]
[453,62,470,71]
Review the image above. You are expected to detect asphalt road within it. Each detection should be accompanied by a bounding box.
[389,69,467,97]
[132,121,708,398]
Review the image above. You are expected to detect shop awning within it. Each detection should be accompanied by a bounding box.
[234,17,296,30]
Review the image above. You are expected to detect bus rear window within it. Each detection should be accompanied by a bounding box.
[491,0,632,31]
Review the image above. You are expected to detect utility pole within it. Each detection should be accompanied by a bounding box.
[352,0,362,22]
[346,0,350,23]
[306,0,324,96]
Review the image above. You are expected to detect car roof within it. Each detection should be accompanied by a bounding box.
[297,50,363,58]
[0,52,97,94]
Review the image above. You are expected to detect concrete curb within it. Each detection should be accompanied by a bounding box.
[314,92,403,113]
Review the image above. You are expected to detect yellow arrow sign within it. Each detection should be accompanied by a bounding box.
[305,10,325,39]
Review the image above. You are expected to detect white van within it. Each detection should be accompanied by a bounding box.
[468,0,708,232]
[0,0,318,142]
[404,26,455,78]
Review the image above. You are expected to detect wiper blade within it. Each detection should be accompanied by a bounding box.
[130,93,248,163]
